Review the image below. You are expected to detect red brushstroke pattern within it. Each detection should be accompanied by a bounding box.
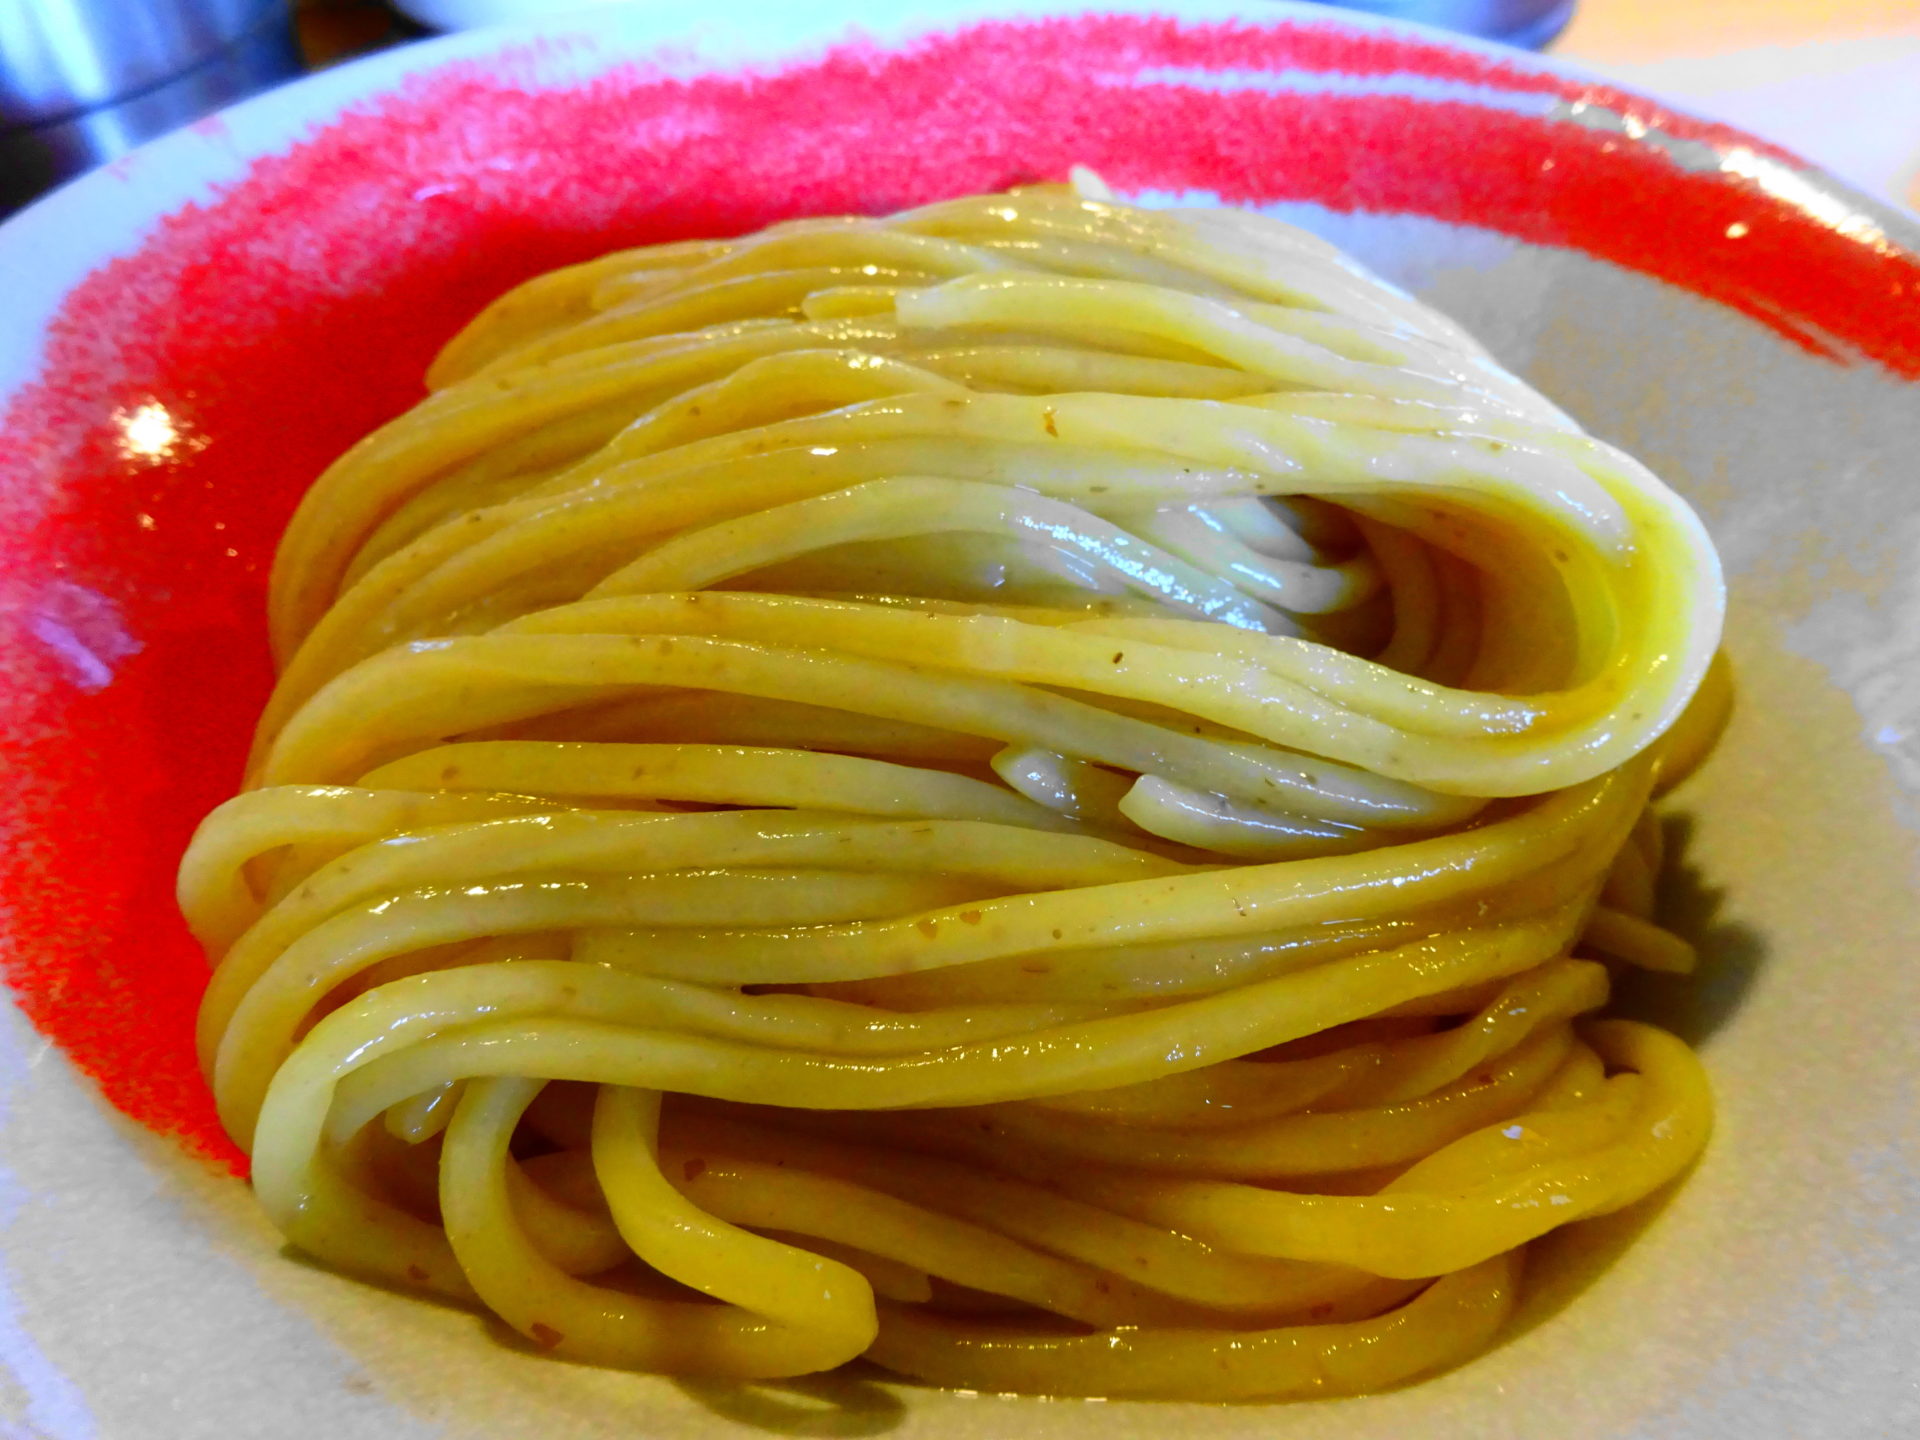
[0,13,1914,1170]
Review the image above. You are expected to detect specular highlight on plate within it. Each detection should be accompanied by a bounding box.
[179,176,1727,1400]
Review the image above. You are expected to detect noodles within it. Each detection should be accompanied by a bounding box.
[180,179,1726,1401]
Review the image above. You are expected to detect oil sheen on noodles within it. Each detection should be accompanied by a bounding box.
[180,175,1728,1401]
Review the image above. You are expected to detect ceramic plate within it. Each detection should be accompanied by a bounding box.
[2,3,1916,1436]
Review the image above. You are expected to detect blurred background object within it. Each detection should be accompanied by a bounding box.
[294,0,422,68]
[382,0,1576,47]
[1325,1,1574,47]
[0,0,302,213]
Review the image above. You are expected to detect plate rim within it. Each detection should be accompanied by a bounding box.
[3,0,1918,410]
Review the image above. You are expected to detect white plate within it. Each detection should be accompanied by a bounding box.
[1,4,1916,1436]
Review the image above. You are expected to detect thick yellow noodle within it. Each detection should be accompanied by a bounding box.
[179,178,1726,1401]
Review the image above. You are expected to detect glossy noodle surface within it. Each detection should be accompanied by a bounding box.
[180,180,1726,1400]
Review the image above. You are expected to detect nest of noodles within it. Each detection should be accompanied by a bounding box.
[180,177,1726,1400]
